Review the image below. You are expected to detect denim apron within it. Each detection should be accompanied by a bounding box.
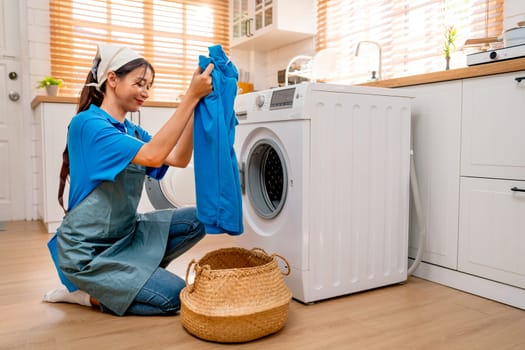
[56,163,173,316]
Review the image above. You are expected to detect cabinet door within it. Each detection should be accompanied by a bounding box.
[402,81,462,269]
[231,0,250,42]
[458,177,525,289]
[37,103,76,232]
[230,0,314,51]
[462,71,525,180]
[253,0,272,32]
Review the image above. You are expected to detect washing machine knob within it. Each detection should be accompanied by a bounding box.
[255,94,265,108]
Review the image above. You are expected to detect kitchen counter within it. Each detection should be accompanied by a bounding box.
[30,95,180,110]
[30,57,525,108]
[360,57,525,88]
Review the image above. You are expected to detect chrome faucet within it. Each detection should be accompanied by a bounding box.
[355,40,382,80]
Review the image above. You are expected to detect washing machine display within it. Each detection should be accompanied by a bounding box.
[269,87,295,110]
[246,139,288,219]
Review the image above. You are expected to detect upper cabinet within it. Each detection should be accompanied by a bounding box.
[230,0,315,51]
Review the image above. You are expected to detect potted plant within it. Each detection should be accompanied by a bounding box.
[443,26,457,70]
[37,76,64,96]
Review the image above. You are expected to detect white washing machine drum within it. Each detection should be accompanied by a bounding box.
[145,165,196,209]
[244,139,288,219]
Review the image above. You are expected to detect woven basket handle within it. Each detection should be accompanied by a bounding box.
[251,247,269,255]
[272,253,292,276]
[185,259,210,293]
[185,259,198,293]
[251,248,291,276]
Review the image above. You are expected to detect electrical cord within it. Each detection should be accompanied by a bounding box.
[407,149,427,276]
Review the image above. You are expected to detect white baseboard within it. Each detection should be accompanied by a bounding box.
[45,220,60,234]
[411,261,525,310]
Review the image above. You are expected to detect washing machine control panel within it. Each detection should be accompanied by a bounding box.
[235,84,308,122]
[269,87,296,110]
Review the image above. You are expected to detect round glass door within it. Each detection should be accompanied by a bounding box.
[246,139,287,219]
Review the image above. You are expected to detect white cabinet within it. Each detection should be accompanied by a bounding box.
[396,72,525,309]
[129,106,173,134]
[458,177,525,289]
[458,71,525,289]
[461,72,525,180]
[34,102,76,233]
[400,81,462,270]
[230,0,315,51]
[129,106,174,213]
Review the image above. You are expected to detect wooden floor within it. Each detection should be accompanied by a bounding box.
[1,220,524,350]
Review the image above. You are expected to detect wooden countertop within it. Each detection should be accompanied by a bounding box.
[30,95,180,110]
[360,57,525,88]
[31,57,525,109]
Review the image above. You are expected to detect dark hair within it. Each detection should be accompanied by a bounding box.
[76,58,155,113]
[59,58,155,212]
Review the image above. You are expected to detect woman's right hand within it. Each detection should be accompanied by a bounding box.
[185,63,214,100]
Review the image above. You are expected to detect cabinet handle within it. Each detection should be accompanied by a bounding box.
[243,19,249,37]
[247,18,254,37]
[510,186,525,192]
[514,76,525,83]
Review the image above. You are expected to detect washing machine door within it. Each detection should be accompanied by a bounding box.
[245,138,288,219]
[145,164,196,209]
[235,121,308,274]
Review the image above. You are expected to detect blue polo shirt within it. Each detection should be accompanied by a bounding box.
[67,104,167,209]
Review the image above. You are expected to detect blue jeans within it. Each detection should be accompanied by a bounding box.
[102,207,205,316]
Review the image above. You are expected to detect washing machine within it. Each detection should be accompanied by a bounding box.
[144,164,196,210]
[233,82,412,303]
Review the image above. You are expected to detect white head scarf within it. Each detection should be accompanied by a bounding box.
[86,43,143,91]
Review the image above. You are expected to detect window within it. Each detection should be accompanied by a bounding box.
[316,0,503,83]
[49,0,229,100]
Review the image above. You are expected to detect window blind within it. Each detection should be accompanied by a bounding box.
[316,0,503,84]
[49,0,229,101]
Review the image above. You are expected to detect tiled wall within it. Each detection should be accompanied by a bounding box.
[26,1,51,95]
[24,1,50,219]
[230,38,315,91]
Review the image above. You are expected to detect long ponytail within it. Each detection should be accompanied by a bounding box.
[77,70,105,114]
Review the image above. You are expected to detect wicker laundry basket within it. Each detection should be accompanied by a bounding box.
[180,247,292,343]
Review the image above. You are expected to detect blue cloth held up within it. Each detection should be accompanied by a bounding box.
[193,45,244,235]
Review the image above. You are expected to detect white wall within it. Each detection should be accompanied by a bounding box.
[13,0,525,220]
[505,1,525,30]
[230,38,315,90]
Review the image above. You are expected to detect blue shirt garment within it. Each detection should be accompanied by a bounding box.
[194,45,244,235]
[48,104,168,290]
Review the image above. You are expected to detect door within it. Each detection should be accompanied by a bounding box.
[0,0,24,220]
